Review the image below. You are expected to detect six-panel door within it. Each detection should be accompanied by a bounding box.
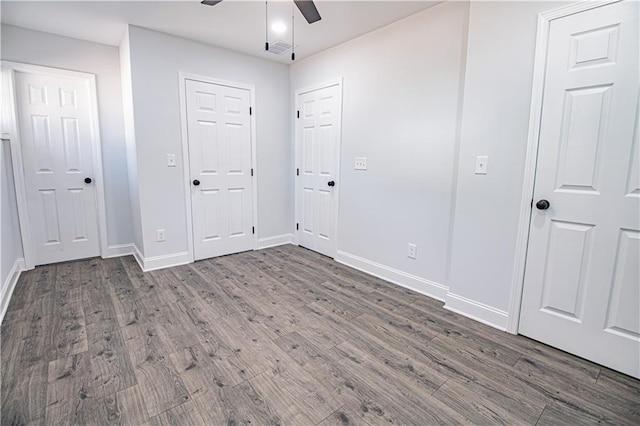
[296,84,341,258]
[15,71,100,265]
[519,1,640,378]
[185,79,254,260]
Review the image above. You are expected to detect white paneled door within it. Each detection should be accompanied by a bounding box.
[520,1,639,378]
[185,79,254,261]
[14,71,100,265]
[296,81,342,258]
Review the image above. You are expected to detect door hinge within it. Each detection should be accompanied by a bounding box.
[296,223,299,230]
[252,226,255,234]
[251,168,254,176]
[297,110,300,119]
[296,168,299,176]
[250,107,252,115]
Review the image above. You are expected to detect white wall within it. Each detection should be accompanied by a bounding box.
[122,25,292,261]
[290,2,469,298]
[0,141,23,302]
[0,25,133,248]
[447,1,570,322]
[120,29,144,255]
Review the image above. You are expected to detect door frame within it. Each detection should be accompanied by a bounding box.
[1,61,109,270]
[294,78,344,258]
[177,72,258,262]
[507,0,623,333]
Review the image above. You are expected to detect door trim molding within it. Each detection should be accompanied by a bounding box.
[294,77,344,257]
[507,0,622,334]
[1,61,109,270]
[177,72,259,263]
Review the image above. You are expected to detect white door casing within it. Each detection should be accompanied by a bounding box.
[519,1,640,378]
[295,80,343,258]
[185,78,255,261]
[11,67,103,266]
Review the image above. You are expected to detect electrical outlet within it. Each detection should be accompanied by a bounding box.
[407,243,417,259]
[167,154,176,167]
[355,157,367,170]
[156,229,166,242]
[475,156,488,174]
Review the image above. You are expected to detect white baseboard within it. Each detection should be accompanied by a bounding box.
[444,292,509,331]
[132,245,145,271]
[132,246,191,272]
[0,258,25,323]
[335,250,448,301]
[103,243,135,258]
[256,233,294,250]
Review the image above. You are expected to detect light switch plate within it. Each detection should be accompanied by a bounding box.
[167,154,177,167]
[355,157,367,170]
[475,156,488,175]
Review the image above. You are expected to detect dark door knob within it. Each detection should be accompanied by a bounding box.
[84,177,92,184]
[536,199,550,210]
[193,179,200,186]
[327,180,335,187]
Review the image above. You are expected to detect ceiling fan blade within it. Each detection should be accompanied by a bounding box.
[294,0,321,24]
[201,0,223,6]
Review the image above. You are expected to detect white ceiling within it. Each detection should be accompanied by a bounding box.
[0,0,441,63]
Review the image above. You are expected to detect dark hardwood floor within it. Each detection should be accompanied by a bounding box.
[1,245,638,425]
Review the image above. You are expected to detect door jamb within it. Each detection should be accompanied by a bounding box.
[178,72,259,262]
[294,78,344,258]
[507,0,622,333]
[1,61,109,270]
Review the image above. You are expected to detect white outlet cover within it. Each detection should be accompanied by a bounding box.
[355,157,367,170]
[408,243,417,259]
[475,156,488,175]
[167,154,177,167]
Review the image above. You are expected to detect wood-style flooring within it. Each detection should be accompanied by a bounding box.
[1,245,638,425]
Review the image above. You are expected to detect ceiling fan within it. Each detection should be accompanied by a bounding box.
[201,0,321,24]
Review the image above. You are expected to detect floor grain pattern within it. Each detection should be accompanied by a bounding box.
[2,245,639,425]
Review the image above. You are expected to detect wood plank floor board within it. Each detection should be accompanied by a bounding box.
[317,408,371,426]
[45,352,92,424]
[513,355,640,424]
[320,278,524,368]
[536,401,613,426]
[168,264,240,317]
[217,253,319,307]
[324,345,469,425]
[1,357,48,426]
[596,367,640,402]
[427,335,635,425]
[147,268,198,303]
[119,321,191,418]
[2,245,638,425]
[168,343,229,393]
[254,353,341,424]
[247,372,320,425]
[432,377,542,425]
[149,398,210,426]
[331,341,472,425]
[116,385,149,426]
[48,301,88,361]
[307,308,449,394]
[102,258,148,329]
[85,314,137,399]
[146,302,202,354]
